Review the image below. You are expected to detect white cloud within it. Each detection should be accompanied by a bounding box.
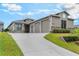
[16,12,34,18]
[17,9,52,16]
[16,12,34,16]
[64,4,79,19]
[32,9,53,15]
[1,3,22,11]
[37,9,51,13]
[26,12,34,16]
[64,4,75,10]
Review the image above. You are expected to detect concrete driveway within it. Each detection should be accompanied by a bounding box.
[10,33,78,56]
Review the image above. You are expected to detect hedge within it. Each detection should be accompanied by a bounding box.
[51,29,70,33]
[62,36,79,42]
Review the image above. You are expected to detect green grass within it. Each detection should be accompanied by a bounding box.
[72,28,79,34]
[44,33,79,54]
[0,32,23,56]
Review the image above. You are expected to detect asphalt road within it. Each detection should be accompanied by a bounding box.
[10,33,78,56]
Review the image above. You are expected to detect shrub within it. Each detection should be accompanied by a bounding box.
[62,36,79,42]
[51,29,70,33]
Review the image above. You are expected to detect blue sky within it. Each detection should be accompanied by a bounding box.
[0,3,79,28]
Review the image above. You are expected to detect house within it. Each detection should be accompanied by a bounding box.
[7,11,74,33]
[0,21,4,32]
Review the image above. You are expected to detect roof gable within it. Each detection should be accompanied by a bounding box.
[55,11,69,16]
[24,18,34,21]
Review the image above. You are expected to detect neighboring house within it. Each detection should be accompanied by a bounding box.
[0,21,4,32]
[7,11,74,33]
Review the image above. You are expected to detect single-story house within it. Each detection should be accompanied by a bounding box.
[7,11,74,33]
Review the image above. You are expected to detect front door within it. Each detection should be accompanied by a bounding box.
[24,24,30,33]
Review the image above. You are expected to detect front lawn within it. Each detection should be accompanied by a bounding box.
[0,32,23,56]
[44,33,79,54]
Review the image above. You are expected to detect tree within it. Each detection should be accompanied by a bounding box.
[4,28,9,32]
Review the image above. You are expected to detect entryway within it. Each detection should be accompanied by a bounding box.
[24,24,30,33]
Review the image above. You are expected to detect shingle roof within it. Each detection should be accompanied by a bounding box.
[13,18,34,23]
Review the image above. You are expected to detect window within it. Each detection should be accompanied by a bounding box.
[16,24,22,31]
[61,20,66,29]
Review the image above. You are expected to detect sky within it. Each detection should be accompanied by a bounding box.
[0,3,79,28]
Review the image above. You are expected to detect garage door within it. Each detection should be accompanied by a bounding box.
[35,22,40,33]
[41,19,49,33]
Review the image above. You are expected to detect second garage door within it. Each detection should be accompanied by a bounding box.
[35,22,40,33]
[41,19,50,33]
